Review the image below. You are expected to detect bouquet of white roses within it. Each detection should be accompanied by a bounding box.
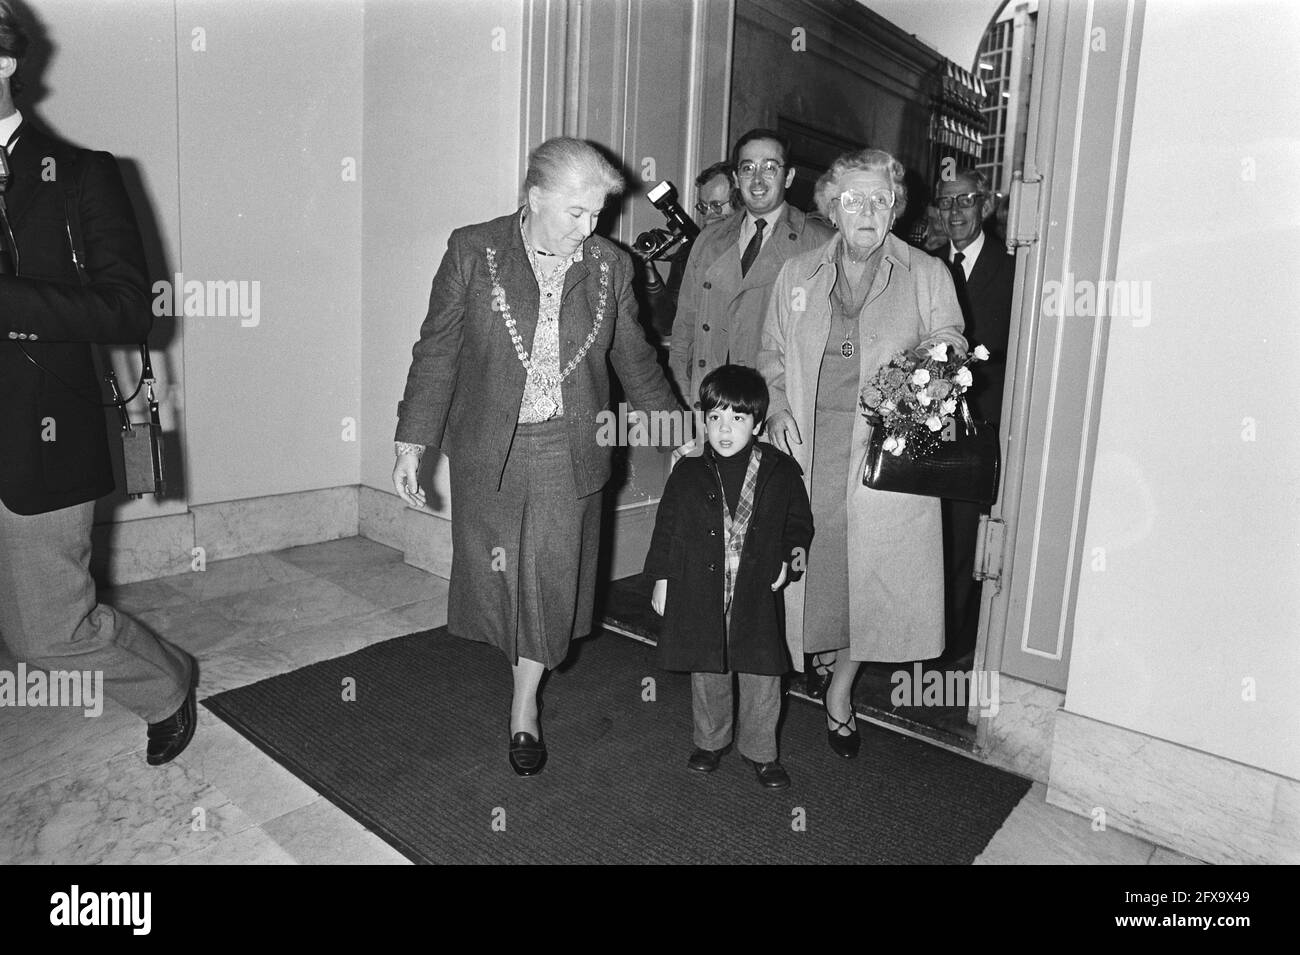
[859,342,990,458]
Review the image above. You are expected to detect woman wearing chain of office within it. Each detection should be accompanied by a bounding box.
[393,138,682,776]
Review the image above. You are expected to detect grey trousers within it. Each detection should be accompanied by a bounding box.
[690,670,782,763]
[0,499,193,723]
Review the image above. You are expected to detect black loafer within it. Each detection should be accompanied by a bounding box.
[744,757,791,789]
[687,745,730,773]
[146,682,197,766]
[509,731,547,776]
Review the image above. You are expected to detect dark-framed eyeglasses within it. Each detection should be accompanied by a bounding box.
[695,199,732,215]
[936,192,987,211]
[735,159,785,180]
[837,189,895,214]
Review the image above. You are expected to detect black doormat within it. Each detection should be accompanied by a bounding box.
[203,628,1030,864]
[603,572,977,747]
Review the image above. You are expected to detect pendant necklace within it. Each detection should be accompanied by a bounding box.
[837,258,861,359]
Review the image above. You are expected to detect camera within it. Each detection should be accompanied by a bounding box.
[632,180,700,263]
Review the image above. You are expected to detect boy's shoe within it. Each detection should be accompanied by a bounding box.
[744,757,791,789]
[687,744,731,772]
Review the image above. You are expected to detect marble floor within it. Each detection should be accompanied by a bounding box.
[0,536,1204,865]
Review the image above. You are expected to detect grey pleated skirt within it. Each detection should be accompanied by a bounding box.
[447,417,602,669]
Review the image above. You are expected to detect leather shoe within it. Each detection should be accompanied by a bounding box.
[687,744,730,773]
[825,707,861,760]
[146,682,197,766]
[805,652,834,701]
[744,757,791,789]
[508,731,547,776]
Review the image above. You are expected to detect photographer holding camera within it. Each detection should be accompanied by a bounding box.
[635,161,735,339]
[0,3,196,765]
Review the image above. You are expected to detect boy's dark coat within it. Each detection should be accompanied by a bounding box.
[645,443,813,675]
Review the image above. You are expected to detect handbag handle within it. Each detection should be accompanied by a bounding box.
[959,394,979,437]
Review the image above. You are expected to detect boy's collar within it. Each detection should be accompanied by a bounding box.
[705,439,757,462]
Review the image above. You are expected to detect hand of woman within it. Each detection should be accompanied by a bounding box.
[916,339,967,362]
[651,578,668,616]
[765,410,802,455]
[392,453,427,508]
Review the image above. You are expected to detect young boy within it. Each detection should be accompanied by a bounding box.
[645,365,813,789]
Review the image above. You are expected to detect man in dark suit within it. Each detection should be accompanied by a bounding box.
[933,168,1015,659]
[668,128,834,409]
[0,2,195,763]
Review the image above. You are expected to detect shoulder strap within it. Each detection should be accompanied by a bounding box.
[62,160,156,396]
[63,186,90,286]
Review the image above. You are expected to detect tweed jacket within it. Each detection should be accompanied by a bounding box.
[0,127,153,515]
[758,232,967,665]
[396,209,682,497]
[668,205,833,406]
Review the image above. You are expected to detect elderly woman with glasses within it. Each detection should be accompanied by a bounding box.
[757,148,967,759]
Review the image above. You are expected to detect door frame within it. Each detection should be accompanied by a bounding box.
[974,0,1148,738]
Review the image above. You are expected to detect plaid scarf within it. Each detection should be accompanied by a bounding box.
[712,443,762,621]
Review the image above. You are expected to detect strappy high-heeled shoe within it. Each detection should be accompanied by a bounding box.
[806,652,835,700]
[825,704,861,760]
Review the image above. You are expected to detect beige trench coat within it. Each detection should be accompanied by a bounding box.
[757,233,967,666]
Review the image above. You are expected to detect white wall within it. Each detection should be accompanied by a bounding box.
[1069,0,1300,780]
[27,0,366,513]
[359,0,524,511]
[39,0,369,511]
[32,0,524,523]
[175,0,364,505]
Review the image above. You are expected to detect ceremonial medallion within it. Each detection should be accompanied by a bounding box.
[534,394,559,419]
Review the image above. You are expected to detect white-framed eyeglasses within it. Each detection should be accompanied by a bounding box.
[837,189,895,213]
[736,159,785,180]
[935,192,986,211]
[695,199,732,215]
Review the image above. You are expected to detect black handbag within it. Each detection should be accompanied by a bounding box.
[862,398,1000,504]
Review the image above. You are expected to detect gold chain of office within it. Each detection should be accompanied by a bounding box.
[484,245,610,396]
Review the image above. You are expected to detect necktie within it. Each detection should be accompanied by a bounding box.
[950,249,968,293]
[740,217,766,277]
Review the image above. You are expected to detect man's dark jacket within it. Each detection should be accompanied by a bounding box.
[0,126,152,515]
[934,237,1015,424]
[645,443,813,675]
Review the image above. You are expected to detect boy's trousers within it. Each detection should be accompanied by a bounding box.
[690,670,781,762]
